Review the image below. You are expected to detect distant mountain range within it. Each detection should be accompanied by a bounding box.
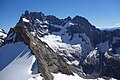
[100,27,120,31]
[0,10,120,80]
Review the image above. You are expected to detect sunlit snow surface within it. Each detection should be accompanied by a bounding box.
[28,72,116,80]
[23,18,30,22]
[0,42,36,80]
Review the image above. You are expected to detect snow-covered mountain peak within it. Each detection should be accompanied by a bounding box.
[1,11,120,80]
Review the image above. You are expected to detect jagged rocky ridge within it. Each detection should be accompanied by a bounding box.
[3,10,120,79]
[0,29,7,46]
[4,21,73,80]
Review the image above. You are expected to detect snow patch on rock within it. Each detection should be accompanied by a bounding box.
[23,18,29,22]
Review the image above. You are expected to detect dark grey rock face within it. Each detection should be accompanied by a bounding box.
[102,51,120,79]
[46,15,63,25]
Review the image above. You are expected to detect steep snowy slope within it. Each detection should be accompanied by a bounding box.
[0,42,38,80]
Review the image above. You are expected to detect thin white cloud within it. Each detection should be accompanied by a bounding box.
[115,23,120,27]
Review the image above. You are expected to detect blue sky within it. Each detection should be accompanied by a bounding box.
[0,0,120,31]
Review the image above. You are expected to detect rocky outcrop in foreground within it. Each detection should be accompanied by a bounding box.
[5,22,73,80]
